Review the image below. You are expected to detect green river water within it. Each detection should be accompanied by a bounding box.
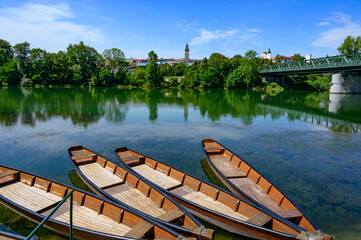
[0,87,360,239]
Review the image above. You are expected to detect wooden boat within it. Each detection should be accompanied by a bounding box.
[114,147,331,240]
[0,165,194,240]
[201,139,327,236]
[0,230,37,240]
[68,146,214,240]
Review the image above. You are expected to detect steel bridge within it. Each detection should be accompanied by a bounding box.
[259,53,361,75]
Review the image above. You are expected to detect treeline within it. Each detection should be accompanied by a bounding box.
[0,38,331,90]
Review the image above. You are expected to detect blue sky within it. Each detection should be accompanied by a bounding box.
[0,0,361,59]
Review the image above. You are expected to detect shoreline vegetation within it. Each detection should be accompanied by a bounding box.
[0,38,334,92]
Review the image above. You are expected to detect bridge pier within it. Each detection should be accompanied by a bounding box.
[330,72,361,94]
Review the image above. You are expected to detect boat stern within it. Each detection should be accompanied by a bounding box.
[191,226,215,240]
[297,230,332,240]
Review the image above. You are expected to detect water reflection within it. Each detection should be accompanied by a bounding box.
[0,87,360,132]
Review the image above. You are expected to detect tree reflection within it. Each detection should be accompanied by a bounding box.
[0,87,359,132]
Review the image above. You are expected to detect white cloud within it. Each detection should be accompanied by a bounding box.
[317,21,329,26]
[0,3,105,52]
[312,12,361,49]
[190,27,261,45]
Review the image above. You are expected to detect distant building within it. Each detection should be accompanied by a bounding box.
[259,48,272,60]
[133,43,197,66]
[185,43,190,64]
[259,49,312,63]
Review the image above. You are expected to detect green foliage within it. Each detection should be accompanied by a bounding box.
[160,64,174,76]
[305,74,331,91]
[244,50,258,60]
[145,51,163,87]
[180,69,199,88]
[0,39,13,66]
[131,67,146,86]
[13,42,30,77]
[174,62,187,76]
[102,48,126,73]
[337,35,361,55]
[274,54,285,63]
[226,59,262,88]
[199,67,222,88]
[169,77,179,87]
[0,59,22,85]
[230,54,243,70]
[67,41,101,86]
[291,53,305,61]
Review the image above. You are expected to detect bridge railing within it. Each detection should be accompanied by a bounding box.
[260,53,361,73]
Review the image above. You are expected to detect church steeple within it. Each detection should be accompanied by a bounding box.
[185,43,189,51]
[185,43,190,64]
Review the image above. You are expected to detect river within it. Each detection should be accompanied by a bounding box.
[0,87,360,239]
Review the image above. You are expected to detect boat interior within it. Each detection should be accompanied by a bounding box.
[202,139,316,231]
[0,166,179,239]
[115,147,301,236]
[68,146,200,231]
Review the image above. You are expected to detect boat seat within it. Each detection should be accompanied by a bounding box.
[124,220,153,238]
[72,153,97,161]
[275,209,302,219]
[0,170,19,178]
[157,208,184,222]
[247,212,272,227]
[204,146,225,151]
[121,155,144,162]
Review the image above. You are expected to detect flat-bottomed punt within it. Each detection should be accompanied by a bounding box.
[201,138,330,238]
[114,147,331,240]
[0,230,37,240]
[0,165,193,240]
[68,145,213,240]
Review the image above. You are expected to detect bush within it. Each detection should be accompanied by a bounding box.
[226,60,261,88]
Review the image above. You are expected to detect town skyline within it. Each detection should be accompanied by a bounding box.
[1,1,361,59]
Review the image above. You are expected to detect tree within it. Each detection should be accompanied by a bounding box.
[67,41,101,86]
[145,51,163,87]
[199,67,222,88]
[0,60,22,85]
[244,50,258,60]
[291,53,305,61]
[230,54,243,70]
[337,35,361,55]
[226,59,262,88]
[13,42,30,77]
[208,53,231,84]
[0,39,13,66]
[274,54,285,63]
[174,62,187,76]
[29,48,49,85]
[102,48,126,73]
[131,67,146,86]
[160,63,174,76]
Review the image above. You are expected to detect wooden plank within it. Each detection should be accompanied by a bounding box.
[79,163,123,188]
[111,188,166,217]
[0,170,19,178]
[157,208,184,222]
[71,153,97,161]
[124,220,153,238]
[132,165,181,190]
[275,209,302,219]
[182,191,248,221]
[121,155,144,162]
[0,182,63,212]
[209,154,246,178]
[230,177,282,212]
[204,146,225,151]
[55,206,131,236]
[247,212,272,226]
